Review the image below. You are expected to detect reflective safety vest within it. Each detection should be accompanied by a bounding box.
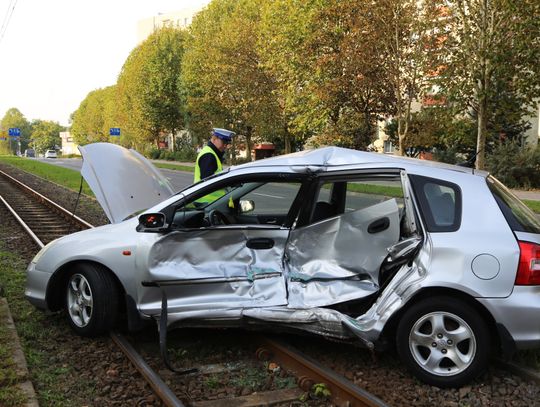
[194,145,223,183]
[194,145,225,204]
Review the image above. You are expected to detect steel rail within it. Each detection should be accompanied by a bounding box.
[255,336,388,407]
[0,194,44,248]
[110,332,185,407]
[0,168,93,229]
[0,169,185,407]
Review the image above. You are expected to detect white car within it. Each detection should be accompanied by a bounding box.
[25,142,540,387]
[44,150,57,158]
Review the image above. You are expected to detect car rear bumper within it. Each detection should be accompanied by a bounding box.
[478,286,540,349]
[25,262,51,310]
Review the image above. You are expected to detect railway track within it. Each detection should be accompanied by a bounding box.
[0,167,388,407]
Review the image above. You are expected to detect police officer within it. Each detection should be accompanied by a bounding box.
[194,128,235,182]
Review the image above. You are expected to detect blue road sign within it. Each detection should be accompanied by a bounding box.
[8,128,21,137]
[109,127,121,136]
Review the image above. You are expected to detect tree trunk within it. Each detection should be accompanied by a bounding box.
[476,96,487,170]
[245,126,253,162]
[284,130,291,154]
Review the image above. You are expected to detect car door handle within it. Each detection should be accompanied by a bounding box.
[246,238,275,250]
[367,217,390,234]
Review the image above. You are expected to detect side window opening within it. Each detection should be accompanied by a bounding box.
[172,179,303,229]
[310,175,405,224]
[409,175,462,232]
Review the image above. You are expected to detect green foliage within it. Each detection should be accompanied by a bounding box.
[311,383,331,399]
[29,120,64,154]
[118,26,188,149]
[70,86,118,145]
[0,107,31,154]
[486,142,540,189]
[388,108,477,158]
[183,0,284,157]
[439,0,540,169]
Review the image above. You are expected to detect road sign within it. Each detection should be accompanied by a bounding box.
[0,137,6,141]
[8,128,21,137]
[109,128,121,136]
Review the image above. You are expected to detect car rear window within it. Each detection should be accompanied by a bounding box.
[486,176,540,234]
[409,175,461,232]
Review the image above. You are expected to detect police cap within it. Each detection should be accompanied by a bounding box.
[212,128,235,143]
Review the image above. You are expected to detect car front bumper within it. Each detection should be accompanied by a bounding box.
[25,262,51,310]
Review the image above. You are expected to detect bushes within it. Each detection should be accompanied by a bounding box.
[486,142,540,189]
[148,147,197,162]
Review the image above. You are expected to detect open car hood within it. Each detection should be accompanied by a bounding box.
[79,143,175,223]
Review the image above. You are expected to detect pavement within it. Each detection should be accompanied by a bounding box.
[511,189,540,201]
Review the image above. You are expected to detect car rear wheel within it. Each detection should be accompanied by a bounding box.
[396,297,490,388]
[66,263,119,337]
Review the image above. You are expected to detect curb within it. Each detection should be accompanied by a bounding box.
[0,297,39,406]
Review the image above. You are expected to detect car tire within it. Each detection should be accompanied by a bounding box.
[65,263,119,337]
[396,296,490,388]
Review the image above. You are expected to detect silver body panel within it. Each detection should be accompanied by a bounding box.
[25,144,540,351]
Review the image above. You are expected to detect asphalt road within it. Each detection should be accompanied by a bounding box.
[33,157,540,203]
[35,157,194,191]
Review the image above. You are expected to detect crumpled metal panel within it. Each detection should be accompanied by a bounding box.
[79,143,174,223]
[143,228,289,312]
[286,199,400,307]
[161,261,425,346]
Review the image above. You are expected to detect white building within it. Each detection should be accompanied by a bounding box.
[136,4,210,43]
[60,131,80,156]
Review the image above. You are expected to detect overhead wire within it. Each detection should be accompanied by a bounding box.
[0,0,18,46]
[0,0,15,33]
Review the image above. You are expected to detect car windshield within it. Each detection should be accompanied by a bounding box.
[487,175,540,234]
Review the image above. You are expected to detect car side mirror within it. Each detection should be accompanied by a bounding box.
[137,212,169,233]
[239,199,255,214]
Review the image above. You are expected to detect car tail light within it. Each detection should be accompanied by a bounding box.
[516,241,540,285]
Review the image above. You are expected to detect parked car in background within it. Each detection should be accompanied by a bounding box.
[44,150,57,158]
[24,149,35,157]
[25,143,540,388]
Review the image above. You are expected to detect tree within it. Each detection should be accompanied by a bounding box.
[70,86,117,145]
[30,120,64,154]
[118,27,188,150]
[1,108,31,154]
[259,0,328,152]
[440,0,540,169]
[374,0,445,155]
[183,0,284,160]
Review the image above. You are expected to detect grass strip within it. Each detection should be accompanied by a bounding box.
[153,162,195,172]
[522,199,540,214]
[0,253,63,405]
[0,156,94,196]
[0,296,28,406]
[0,251,100,406]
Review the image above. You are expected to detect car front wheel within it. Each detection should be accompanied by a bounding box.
[396,297,490,388]
[66,263,119,337]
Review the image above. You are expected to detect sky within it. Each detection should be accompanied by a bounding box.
[0,0,210,127]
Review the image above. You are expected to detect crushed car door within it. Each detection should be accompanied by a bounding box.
[286,170,417,308]
[140,178,305,316]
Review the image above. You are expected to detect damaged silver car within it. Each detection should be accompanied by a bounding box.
[26,143,540,387]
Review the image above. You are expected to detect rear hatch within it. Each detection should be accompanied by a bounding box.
[487,176,540,285]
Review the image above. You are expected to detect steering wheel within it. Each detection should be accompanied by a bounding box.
[208,209,230,226]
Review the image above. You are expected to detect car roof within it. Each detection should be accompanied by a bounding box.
[231,146,479,175]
